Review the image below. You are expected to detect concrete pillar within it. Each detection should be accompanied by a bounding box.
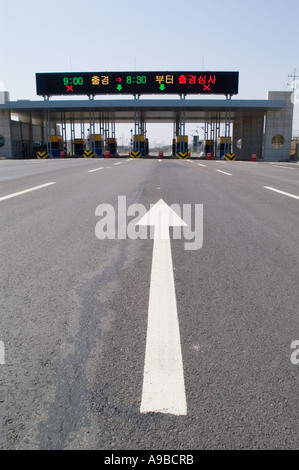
[0,92,13,159]
[233,113,264,160]
[263,91,293,161]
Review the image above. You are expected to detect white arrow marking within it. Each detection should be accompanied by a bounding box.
[137,199,187,415]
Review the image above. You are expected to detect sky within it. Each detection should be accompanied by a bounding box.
[1,0,299,143]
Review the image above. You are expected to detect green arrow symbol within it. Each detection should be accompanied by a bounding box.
[159,84,166,91]
[116,84,122,91]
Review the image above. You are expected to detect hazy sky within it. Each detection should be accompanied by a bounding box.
[1,0,299,141]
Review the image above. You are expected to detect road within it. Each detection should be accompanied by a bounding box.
[0,157,298,450]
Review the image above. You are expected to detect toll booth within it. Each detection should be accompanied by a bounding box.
[133,135,147,157]
[107,137,117,156]
[48,135,63,157]
[74,138,84,156]
[217,137,232,158]
[91,134,103,156]
[204,139,214,157]
[176,136,189,159]
[176,136,188,153]
[193,135,199,152]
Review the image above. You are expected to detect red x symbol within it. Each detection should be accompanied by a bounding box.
[66,85,73,92]
[203,84,210,91]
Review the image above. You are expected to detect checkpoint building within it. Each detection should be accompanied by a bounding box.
[0,71,294,161]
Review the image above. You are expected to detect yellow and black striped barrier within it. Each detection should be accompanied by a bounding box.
[177,152,189,159]
[83,150,95,158]
[130,151,141,158]
[37,151,49,159]
[224,153,236,161]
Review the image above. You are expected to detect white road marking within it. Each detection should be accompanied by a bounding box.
[0,341,4,365]
[113,162,122,165]
[197,163,206,167]
[263,186,299,200]
[137,200,187,416]
[216,169,232,176]
[0,182,56,202]
[272,165,295,169]
[88,167,104,173]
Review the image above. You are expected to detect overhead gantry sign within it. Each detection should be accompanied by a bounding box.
[35,71,239,97]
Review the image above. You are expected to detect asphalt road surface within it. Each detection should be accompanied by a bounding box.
[0,157,298,451]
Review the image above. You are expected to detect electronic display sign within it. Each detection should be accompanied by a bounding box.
[36,71,239,97]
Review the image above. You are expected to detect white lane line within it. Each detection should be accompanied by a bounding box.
[0,340,4,364]
[88,167,104,173]
[267,162,296,166]
[272,165,295,169]
[216,169,232,176]
[197,163,206,167]
[0,182,56,202]
[113,162,122,166]
[263,186,299,200]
